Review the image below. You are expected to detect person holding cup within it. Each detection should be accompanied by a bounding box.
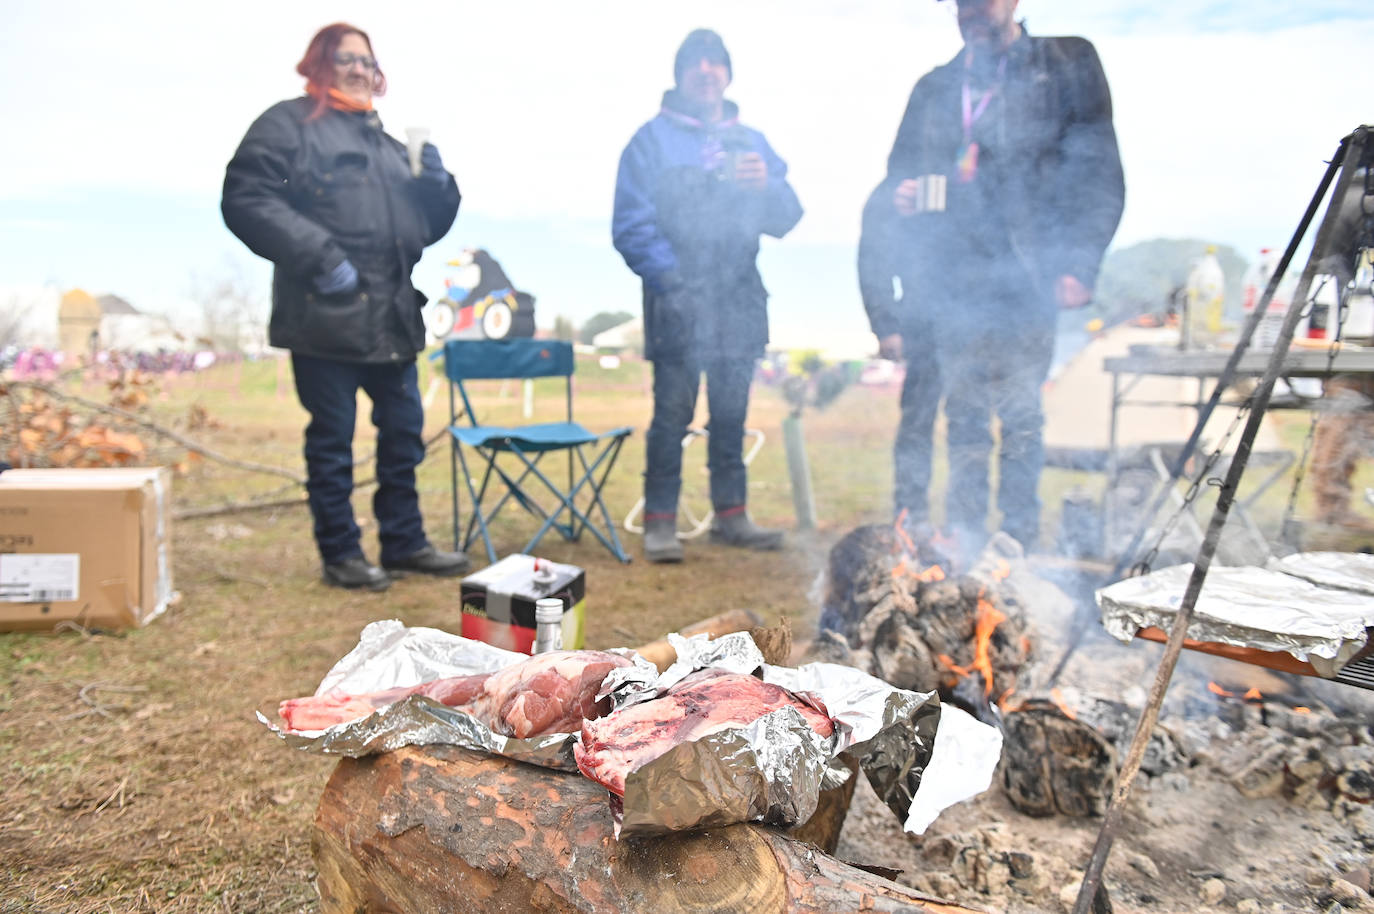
[612,29,803,563]
[221,22,470,591]
[867,0,1124,557]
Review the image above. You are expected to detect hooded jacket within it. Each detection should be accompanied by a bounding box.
[612,91,803,361]
[878,31,1124,330]
[221,97,460,363]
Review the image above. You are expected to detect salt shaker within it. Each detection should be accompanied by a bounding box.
[533,597,563,654]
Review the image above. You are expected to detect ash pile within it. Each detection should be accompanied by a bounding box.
[811,523,1374,913]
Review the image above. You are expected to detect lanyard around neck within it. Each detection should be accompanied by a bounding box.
[961,54,1007,143]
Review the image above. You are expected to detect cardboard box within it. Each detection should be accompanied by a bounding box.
[459,554,585,654]
[0,467,174,632]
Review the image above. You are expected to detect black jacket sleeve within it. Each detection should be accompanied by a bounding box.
[858,181,904,340]
[1050,38,1125,290]
[221,102,346,279]
[409,159,461,247]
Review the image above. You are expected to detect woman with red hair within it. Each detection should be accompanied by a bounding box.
[222,23,470,591]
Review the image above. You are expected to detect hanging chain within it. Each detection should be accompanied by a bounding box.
[1278,275,1352,544]
[1129,394,1253,577]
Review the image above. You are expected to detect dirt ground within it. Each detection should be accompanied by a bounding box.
[2,348,1373,912]
[833,554,1374,914]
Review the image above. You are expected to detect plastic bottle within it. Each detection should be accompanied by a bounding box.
[533,597,563,654]
[1185,246,1226,347]
[1241,248,1278,312]
[1241,247,1284,347]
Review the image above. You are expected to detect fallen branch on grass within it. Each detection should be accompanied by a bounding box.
[5,380,305,484]
[170,427,450,520]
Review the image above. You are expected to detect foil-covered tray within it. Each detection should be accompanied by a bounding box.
[1097,563,1374,676]
[1267,551,1374,596]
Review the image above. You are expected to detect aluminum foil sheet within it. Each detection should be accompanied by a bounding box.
[1097,563,1374,676]
[1267,552,1374,596]
[602,633,953,837]
[618,706,832,835]
[258,619,583,767]
[903,705,1005,834]
[260,621,995,839]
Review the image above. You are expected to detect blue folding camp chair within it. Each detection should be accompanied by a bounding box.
[439,338,633,564]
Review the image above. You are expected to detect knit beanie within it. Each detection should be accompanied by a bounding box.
[674,29,732,85]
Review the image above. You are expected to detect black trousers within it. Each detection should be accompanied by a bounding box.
[291,354,429,565]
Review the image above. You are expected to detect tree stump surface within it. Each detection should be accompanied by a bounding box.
[314,744,988,914]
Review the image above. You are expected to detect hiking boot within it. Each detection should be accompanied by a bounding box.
[323,556,391,592]
[709,509,784,551]
[643,515,684,564]
[383,545,473,578]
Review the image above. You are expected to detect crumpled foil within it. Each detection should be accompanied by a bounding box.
[1097,563,1374,676]
[257,619,586,768]
[603,631,955,837]
[618,705,834,835]
[259,622,998,839]
[1267,551,1374,597]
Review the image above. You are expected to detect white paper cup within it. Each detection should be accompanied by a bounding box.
[405,127,431,178]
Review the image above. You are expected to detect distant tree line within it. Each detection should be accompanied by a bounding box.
[1095,238,1249,326]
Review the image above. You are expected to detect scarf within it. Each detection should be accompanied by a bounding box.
[305,82,373,113]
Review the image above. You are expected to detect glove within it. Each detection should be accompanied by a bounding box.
[646,269,684,295]
[419,142,447,184]
[314,259,359,296]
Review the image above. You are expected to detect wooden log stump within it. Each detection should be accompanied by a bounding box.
[314,745,986,914]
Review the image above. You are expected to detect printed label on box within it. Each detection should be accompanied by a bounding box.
[0,554,80,603]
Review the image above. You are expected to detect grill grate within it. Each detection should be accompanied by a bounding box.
[1333,653,1374,691]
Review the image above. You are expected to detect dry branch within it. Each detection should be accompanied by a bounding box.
[5,380,304,483]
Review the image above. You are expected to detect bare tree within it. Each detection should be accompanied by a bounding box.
[0,294,33,350]
[188,260,268,353]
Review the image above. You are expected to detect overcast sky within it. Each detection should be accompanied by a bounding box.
[1,0,1370,353]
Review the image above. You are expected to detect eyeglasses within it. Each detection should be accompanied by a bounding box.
[333,53,377,71]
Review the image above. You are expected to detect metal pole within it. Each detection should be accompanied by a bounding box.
[1072,127,1367,914]
[782,413,817,530]
[1107,146,1347,581]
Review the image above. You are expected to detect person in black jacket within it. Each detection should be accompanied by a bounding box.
[222,22,470,591]
[858,183,941,538]
[868,0,1124,556]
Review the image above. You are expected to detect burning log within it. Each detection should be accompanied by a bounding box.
[999,699,1117,818]
[312,745,987,914]
[814,526,1030,719]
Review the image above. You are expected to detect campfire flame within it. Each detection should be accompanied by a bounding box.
[1209,682,1269,705]
[1049,687,1077,720]
[1294,706,1311,714]
[992,558,1011,581]
[935,593,1007,698]
[893,508,917,555]
[892,557,946,584]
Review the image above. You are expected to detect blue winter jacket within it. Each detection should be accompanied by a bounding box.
[612,91,802,361]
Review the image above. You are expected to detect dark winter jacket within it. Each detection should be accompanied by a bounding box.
[858,182,910,341]
[221,97,460,363]
[877,31,1123,329]
[612,91,803,361]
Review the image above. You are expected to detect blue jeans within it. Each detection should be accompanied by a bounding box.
[291,354,429,565]
[644,356,754,517]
